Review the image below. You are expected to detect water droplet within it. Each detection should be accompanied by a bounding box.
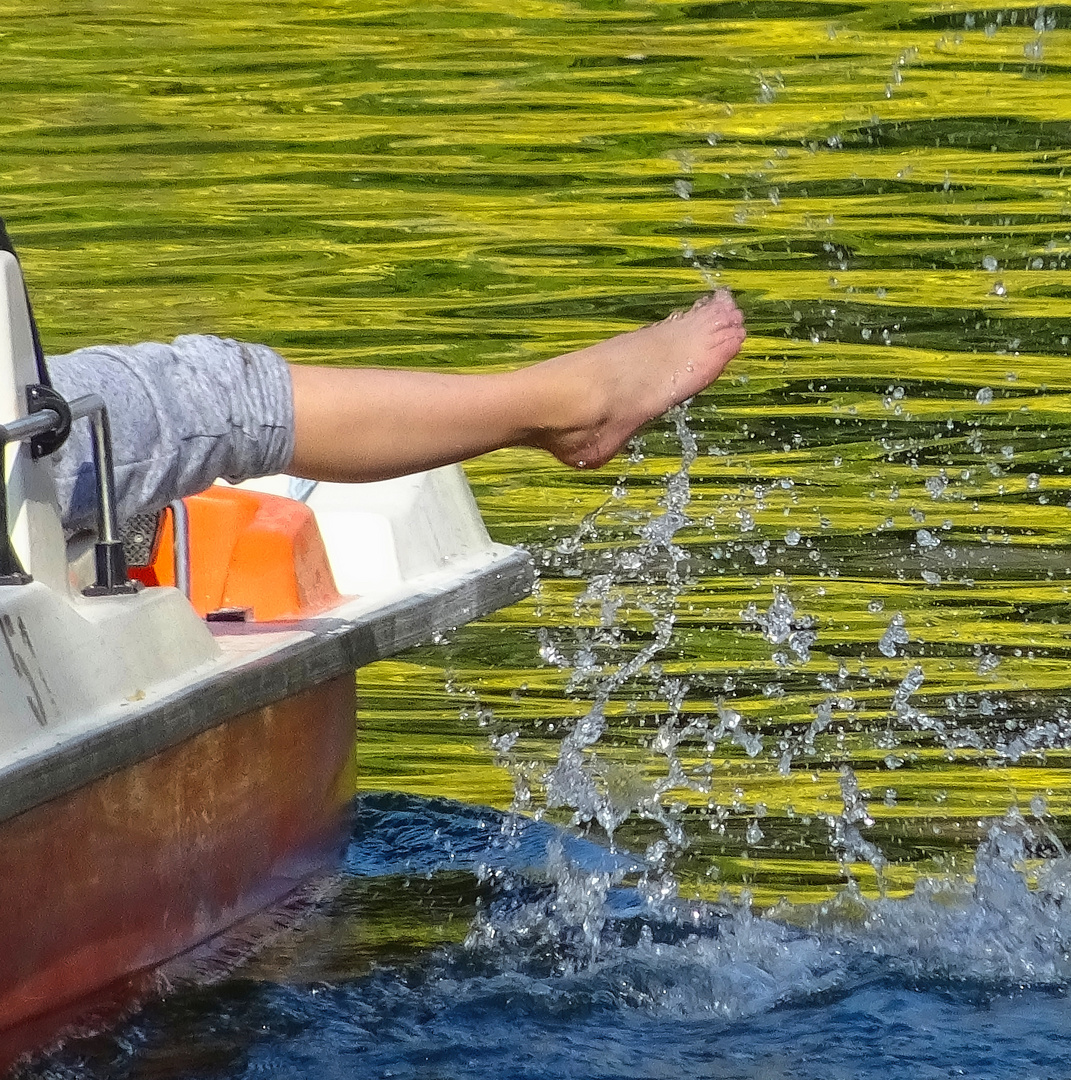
[982,255,999,271]
[742,588,817,664]
[878,612,910,657]
[976,387,994,404]
[925,473,948,499]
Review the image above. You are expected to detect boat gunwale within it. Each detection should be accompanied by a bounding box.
[0,545,532,826]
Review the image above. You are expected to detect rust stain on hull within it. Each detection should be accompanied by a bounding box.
[0,673,358,1071]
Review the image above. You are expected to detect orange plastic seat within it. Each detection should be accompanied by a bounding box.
[129,486,344,621]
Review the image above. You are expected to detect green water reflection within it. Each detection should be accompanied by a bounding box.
[6,0,1071,907]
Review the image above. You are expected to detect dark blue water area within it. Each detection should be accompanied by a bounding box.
[23,794,1071,1080]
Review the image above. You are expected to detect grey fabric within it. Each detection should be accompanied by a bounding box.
[47,335,295,532]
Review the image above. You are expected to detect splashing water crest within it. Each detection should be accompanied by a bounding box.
[453,803,1071,1026]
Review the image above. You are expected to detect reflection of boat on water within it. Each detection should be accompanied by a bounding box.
[0,251,532,1069]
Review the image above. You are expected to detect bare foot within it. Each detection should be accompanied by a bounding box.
[522,290,745,468]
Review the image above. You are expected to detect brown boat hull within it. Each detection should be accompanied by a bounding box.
[0,673,357,1072]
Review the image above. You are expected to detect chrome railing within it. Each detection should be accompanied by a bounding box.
[0,388,137,594]
[168,498,191,600]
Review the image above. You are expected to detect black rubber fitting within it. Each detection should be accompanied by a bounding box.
[26,383,72,459]
[83,541,141,597]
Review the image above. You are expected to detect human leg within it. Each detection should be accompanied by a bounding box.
[288,290,745,482]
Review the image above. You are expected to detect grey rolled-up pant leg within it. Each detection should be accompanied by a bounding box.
[46,335,296,533]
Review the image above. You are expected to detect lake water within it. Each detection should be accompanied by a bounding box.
[7,0,1071,1076]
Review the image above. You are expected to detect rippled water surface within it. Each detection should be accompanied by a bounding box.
[8,0,1071,1075]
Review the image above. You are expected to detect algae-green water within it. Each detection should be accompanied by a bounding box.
[8,2,1071,1077]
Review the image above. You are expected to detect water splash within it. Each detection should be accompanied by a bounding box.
[829,766,887,884]
[317,798,1071,1079]
[741,588,817,666]
[532,407,705,845]
[804,809,1071,986]
[458,802,1071,1029]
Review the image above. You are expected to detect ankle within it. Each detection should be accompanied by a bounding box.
[517,355,613,467]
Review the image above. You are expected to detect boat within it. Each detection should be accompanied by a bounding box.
[0,249,533,1069]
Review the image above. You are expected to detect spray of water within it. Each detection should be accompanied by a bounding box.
[536,407,701,849]
[452,94,1071,986]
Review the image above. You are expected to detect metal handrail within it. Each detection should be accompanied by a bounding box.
[0,406,62,447]
[168,498,191,600]
[0,388,137,594]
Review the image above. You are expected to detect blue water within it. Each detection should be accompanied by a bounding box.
[23,793,1071,1080]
